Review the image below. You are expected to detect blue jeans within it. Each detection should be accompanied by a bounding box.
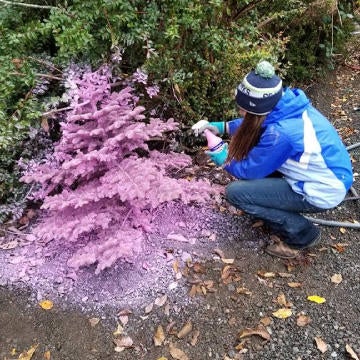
[225,178,325,248]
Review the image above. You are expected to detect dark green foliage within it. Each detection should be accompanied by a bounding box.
[0,0,357,221]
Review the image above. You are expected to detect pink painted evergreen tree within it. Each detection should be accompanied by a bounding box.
[22,65,216,274]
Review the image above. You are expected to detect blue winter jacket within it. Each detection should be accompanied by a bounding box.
[224,88,353,209]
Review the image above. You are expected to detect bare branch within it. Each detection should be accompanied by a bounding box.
[42,101,90,117]
[10,72,62,81]
[0,0,57,9]
[27,56,63,74]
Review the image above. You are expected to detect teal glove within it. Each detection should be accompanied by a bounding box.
[205,142,228,166]
[191,120,226,136]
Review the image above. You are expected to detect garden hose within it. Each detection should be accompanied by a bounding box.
[304,216,360,229]
[305,142,360,228]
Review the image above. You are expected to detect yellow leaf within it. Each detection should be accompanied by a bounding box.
[307,295,326,304]
[18,345,38,360]
[157,357,168,360]
[340,227,346,234]
[39,300,53,310]
[272,308,292,319]
[43,350,51,360]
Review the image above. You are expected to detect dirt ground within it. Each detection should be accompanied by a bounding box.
[0,36,359,360]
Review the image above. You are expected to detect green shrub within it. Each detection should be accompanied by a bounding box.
[0,0,356,221]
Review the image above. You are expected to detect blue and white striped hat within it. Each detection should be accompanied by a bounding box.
[235,61,283,115]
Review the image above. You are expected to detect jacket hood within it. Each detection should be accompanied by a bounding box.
[264,88,310,125]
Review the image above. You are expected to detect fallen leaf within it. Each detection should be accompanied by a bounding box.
[0,240,19,250]
[113,323,124,336]
[260,317,272,326]
[167,233,189,242]
[155,294,168,307]
[307,295,326,304]
[189,285,197,297]
[89,317,100,327]
[177,321,193,339]
[169,343,189,360]
[213,248,225,258]
[18,345,38,360]
[173,260,179,273]
[164,303,171,316]
[239,325,271,341]
[145,302,154,314]
[257,271,276,278]
[314,336,328,353]
[286,264,296,272]
[154,325,165,346]
[236,287,252,295]
[331,273,343,284]
[276,292,292,307]
[156,357,168,360]
[39,300,53,310]
[222,258,235,264]
[192,262,206,274]
[114,336,133,352]
[43,350,51,360]
[278,272,293,278]
[235,340,248,351]
[252,220,264,228]
[117,308,132,316]
[166,321,177,335]
[331,243,349,253]
[221,265,240,283]
[272,308,292,319]
[288,282,302,288]
[345,344,360,360]
[190,329,200,346]
[296,314,311,327]
[118,315,128,326]
[339,227,346,234]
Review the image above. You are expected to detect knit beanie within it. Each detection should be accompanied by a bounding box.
[235,61,283,115]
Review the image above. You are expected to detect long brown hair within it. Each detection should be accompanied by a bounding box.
[226,112,266,162]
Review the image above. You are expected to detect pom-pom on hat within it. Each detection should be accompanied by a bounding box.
[235,61,283,115]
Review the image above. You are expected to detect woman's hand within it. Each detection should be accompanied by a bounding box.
[205,143,228,166]
[191,120,225,136]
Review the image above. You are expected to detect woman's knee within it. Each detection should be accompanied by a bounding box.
[225,181,246,205]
